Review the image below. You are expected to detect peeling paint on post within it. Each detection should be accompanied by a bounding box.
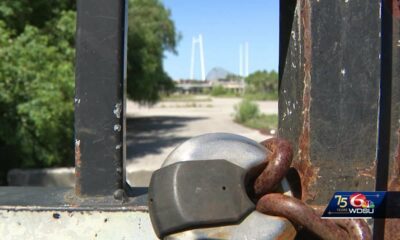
[75,0,128,196]
[294,0,320,202]
[75,139,82,194]
[279,0,381,204]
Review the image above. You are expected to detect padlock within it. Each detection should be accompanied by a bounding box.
[148,133,296,239]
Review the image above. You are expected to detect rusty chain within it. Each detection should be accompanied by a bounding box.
[253,138,372,240]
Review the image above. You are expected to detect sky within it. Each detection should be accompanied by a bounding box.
[162,0,280,80]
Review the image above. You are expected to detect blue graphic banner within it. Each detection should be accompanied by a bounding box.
[322,191,400,218]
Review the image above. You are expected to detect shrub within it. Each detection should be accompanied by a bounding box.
[0,12,76,184]
[234,99,260,123]
[244,70,278,100]
[210,85,240,97]
[210,85,228,96]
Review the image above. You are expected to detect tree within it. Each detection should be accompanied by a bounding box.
[0,1,75,34]
[127,0,180,104]
[0,11,76,184]
[225,73,243,82]
[245,70,278,99]
[0,0,180,184]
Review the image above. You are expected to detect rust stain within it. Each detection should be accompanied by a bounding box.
[257,194,350,240]
[394,0,400,18]
[357,161,376,179]
[208,231,230,239]
[312,205,372,239]
[385,219,400,240]
[75,139,82,195]
[275,225,297,240]
[254,138,293,196]
[388,128,400,190]
[293,0,319,202]
[385,0,400,19]
[385,129,400,240]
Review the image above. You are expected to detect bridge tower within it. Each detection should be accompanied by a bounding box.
[190,34,206,81]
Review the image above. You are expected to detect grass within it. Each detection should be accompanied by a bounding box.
[243,92,278,101]
[210,85,241,97]
[241,114,278,131]
[233,99,278,133]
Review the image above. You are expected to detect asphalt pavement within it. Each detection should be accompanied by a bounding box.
[125,96,278,186]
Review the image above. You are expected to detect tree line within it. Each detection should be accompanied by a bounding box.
[207,70,279,100]
[245,70,278,100]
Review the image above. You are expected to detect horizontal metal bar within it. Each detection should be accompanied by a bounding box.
[0,187,147,210]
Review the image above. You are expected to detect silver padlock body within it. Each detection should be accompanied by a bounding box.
[163,133,268,170]
[165,210,296,240]
[150,133,295,240]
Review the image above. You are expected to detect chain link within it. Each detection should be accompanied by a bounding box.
[254,138,372,240]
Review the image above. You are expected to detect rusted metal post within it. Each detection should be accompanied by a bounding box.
[279,0,400,238]
[279,0,381,205]
[74,0,128,196]
[385,0,400,239]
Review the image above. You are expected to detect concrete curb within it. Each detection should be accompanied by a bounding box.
[7,168,153,187]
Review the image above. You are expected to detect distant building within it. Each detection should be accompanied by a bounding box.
[175,79,211,94]
[175,67,245,94]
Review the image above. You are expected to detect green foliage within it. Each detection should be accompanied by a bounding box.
[127,0,180,104]
[234,99,260,123]
[242,114,278,131]
[0,0,179,105]
[234,100,277,131]
[0,10,76,181]
[244,92,278,101]
[210,85,239,97]
[0,1,76,184]
[224,73,242,82]
[245,70,278,100]
[0,0,75,34]
[0,0,179,183]
[210,85,228,96]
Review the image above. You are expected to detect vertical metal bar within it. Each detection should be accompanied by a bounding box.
[373,1,393,239]
[278,0,297,83]
[375,0,393,193]
[74,0,127,196]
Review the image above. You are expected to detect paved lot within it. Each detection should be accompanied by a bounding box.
[126,97,278,186]
[8,97,278,187]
